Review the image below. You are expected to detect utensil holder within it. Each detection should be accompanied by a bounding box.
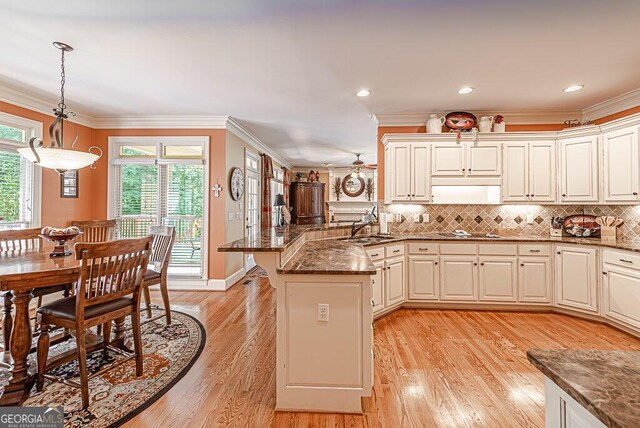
[601,226,617,243]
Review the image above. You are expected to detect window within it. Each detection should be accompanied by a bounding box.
[0,113,42,230]
[271,168,284,226]
[109,137,208,278]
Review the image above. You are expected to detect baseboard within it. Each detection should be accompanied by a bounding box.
[207,268,246,291]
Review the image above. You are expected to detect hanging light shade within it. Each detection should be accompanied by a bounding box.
[18,42,101,174]
[350,153,366,178]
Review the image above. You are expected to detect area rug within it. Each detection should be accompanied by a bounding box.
[1,308,205,428]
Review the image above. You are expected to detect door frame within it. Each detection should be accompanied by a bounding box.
[244,148,260,271]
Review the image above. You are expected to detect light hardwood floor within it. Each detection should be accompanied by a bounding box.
[125,273,640,427]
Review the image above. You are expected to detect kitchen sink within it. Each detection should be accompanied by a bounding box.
[338,235,396,244]
[436,233,503,239]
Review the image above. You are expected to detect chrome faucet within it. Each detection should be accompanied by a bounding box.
[351,206,378,238]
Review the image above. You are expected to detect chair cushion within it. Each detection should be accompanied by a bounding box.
[37,296,134,321]
[144,269,161,282]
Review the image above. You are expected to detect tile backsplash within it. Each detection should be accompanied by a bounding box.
[380,204,640,241]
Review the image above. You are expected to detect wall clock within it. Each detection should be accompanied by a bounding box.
[341,176,365,197]
[229,167,245,201]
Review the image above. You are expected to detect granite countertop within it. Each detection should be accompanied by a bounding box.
[277,239,375,275]
[527,349,640,428]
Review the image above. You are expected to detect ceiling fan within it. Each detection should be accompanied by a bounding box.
[350,153,376,178]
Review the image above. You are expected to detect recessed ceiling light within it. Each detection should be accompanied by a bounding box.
[356,89,371,97]
[563,85,584,93]
[458,86,474,94]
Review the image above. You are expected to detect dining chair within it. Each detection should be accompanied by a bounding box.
[36,236,152,409]
[70,219,116,243]
[142,226,176,325]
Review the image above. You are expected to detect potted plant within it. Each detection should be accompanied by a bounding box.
[493,115,506,133]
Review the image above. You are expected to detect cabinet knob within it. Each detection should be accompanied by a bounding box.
[531,194,535,197]
[526,194,530,197]
[480,262,484,266]
[634,192,638,196]
[474,262,478,266]
[562,194,566,197]
[520,263,525,267]
[557,251,561,255]
[435,262,438,265]
[602,272,608,275]
[462,168,466,172]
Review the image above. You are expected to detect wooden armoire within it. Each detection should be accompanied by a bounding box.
[289,182,325,225]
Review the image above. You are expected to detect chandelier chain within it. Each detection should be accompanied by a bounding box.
[58,48,66,111]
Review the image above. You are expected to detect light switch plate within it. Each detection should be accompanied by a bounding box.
[395,213,402,223]
[422,214,430,223]
[526,213,534,224]
[386,213,394,223]
[413,214,420,223]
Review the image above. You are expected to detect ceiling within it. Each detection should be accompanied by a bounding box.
[2,0,640,167]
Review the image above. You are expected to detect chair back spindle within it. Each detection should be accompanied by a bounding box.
[71,219,116,243]
[0,228,42,251]
[149,226,176,272]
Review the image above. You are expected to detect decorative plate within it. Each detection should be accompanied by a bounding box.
[445,111,478,131]
[341,176,365,197]
[563,214,601,238]
[229,167,244,201]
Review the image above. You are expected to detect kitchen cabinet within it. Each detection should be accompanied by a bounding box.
[518,257,552,303]
[439,255,478,301]
[431,142,465,176]
[432,142,500,178]
[503,142,556,202]
[544,378,607,428]
[467,143,502,177]
[385,256,405,307]
[555,245,598,313]
[559,135,599,203]
[387,143,430,203]
[478,257,517,302]
[602,125,640,202]
[602,249,640,330]
[372,259,385,315]
[407,255,439,300]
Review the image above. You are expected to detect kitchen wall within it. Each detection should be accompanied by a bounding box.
[380,204,640,240]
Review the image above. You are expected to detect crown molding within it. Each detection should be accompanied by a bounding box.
[376,110,583,127]
[226,117,293,169]
[583,88,640,121]
[92,115,230,129]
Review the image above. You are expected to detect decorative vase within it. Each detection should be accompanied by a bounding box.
[426,114,446,134]
[479,116,494,133]
[493,121,506,133]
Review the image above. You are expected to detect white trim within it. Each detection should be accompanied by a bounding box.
[227,117,293,169]
[207,268,246,291]
[583,88,640,121]
[93,115,230,129]
[375,110,584,126]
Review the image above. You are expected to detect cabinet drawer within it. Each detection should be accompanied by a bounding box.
[518,244,551,256]
[366,246,385,261]
[385,244,405,258]
[407,242,439,255]
[479,244,517,255]
[439,243,477,255]
[603,250,640,270]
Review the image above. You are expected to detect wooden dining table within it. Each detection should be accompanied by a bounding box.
[0,244,130,406]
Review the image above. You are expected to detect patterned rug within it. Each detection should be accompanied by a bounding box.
[0,308,205,427]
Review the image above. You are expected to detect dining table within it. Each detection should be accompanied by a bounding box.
[0,243,131,406]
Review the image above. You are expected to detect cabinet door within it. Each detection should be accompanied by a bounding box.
[408,255,439,300]
[411,143,431,202]
[502,143,528,202]
[519,257,552,303]
[384,145,392,204]
[478,257,517,302]
[431,143,465,176]
[555,246,598,313]
[391,144,411,201]
[603,126,640,202]
[439,256,478,301]
[559,136,599,202]
[602,267,640,330]
[372,259,385,315]
[467,143,501,177]
[385,256,405,307]
[529,141,556,202]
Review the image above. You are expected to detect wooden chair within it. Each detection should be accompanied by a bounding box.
[142,226,176,325]
[36,236,152,409]
[70,219,116,243]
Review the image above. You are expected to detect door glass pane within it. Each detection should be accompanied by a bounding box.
[164,164,204,276]
[118,164,158,238]
[163,145,204,158]
[0,124,26,143]
[119,145,157,157]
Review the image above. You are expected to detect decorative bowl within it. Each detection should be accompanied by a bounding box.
[39,232,82,257]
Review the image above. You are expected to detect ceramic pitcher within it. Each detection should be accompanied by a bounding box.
[426,114,446,134]
[479,116,494,133]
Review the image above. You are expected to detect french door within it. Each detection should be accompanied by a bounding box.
[245,151,260,271]
[109,137,208,278]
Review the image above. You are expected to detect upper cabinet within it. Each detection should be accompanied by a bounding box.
[602,124,640,203]
[431,143,465,176]
[503,141,556,203]
[387,142,430,203]
[432,142,500,178]
[559,134,600,203]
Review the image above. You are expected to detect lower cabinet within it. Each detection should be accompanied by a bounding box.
[385,256,406,307]
[555,246,598,313]
[602,265,640,330]
[408,255,439,300]
[544,378,607,428]
[478,257,518,302]
[439,256,478,301]
[372,260,385,315]
[519,257,552,303]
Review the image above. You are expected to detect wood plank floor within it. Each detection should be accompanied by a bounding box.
[124,272,640,427]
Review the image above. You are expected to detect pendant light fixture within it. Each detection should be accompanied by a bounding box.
[350,153,366,179]
[18,42,101,173]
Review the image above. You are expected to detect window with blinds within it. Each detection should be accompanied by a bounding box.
[110,138,207,278]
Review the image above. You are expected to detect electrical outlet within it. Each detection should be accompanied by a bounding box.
[227,212,234,221]
[317,303,329,322]
[386,213,394,223]
[236,212,242,220]
[526,213,534,224]
[413,214,420,223]
[422,214,430,223]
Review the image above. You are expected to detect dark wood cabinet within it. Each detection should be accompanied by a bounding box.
[290,182,325,225]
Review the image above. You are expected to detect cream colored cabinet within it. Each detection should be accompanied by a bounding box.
[371,259,385,315]
[504,142,556,202]
[518,257,552,303]
[439,255,478,301]
[559,135,599,203]
[555,246,598,313]
[602,125,640,202]
[384,256,405,307]
[478,257,517,302]
[384,145,392,204]
[388,143,430,203]
[432,142,500,177]
[602,267,640,330]
[408,255,439,300]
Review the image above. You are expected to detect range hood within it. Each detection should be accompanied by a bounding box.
[431,185,501,204]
